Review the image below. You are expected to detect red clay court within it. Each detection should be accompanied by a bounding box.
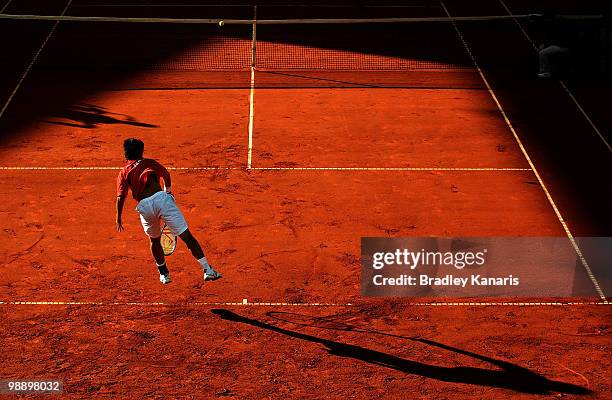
[0,0,610,398]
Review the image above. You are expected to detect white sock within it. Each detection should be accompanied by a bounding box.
[198,256,212,272]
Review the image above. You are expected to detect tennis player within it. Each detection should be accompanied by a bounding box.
[115,138,222,285]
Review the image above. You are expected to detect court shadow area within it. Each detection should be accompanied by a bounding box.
[45,103,159,129]
[211,309,591,395]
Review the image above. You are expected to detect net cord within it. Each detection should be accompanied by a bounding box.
[0,13,545,25]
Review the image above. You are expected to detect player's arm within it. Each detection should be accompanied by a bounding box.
[116,195,126,232]
[116,171,129,232]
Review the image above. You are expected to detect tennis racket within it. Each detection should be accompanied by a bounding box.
[160,223,177,256]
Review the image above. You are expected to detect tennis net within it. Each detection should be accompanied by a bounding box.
[5,8,605,89]
[0,11,544,73]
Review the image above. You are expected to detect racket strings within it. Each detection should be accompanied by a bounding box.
[160,225,177,255]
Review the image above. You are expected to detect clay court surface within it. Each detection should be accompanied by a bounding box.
[0,0,610,398]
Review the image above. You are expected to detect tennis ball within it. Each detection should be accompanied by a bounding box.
[218,20,225,27]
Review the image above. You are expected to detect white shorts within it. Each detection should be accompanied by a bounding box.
[136,191,188,238]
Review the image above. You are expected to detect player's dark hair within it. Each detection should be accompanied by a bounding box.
[123,138,144,160]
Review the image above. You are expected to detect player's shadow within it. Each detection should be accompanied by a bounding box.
[46,104,159,129]
[211,309,591,395]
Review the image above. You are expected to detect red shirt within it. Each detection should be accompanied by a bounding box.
[117,158,171,200]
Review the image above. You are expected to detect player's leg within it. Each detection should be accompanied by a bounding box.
[137,197,171,284]
[178,228,221,281]
[177,228,203,258]
[160,192,222,281]
[150,236,171,284]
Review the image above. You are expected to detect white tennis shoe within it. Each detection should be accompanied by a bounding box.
[204,268,222,282]
[159,273,172,284]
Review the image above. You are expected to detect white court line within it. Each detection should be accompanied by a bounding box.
[0,166,532,171]
[0,0,73,121]
[497,0,611,152]
[249,167,531,171]
[0,300,352,307]
[246,6,256,169]
[557,83,611,152]
[0,300,608,307]
[440,1,606,301]
[247,68,255,169]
